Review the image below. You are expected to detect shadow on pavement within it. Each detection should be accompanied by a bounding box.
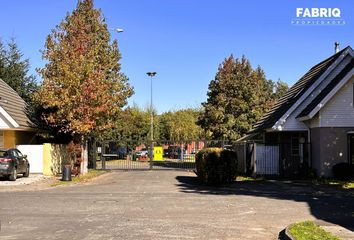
[175,175,354,232]
[0,175,24,181]
[153,161,195,169]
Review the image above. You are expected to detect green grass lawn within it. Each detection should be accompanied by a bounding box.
[344,181,354,189]
[51,169,108,187]
[236,175,354,190]
[236,176,264,182]
[314,179,354,189]
[289,221,341,240]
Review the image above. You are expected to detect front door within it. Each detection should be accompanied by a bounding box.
[349,135,354,165]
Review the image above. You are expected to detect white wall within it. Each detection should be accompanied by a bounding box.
[17,145,43,173]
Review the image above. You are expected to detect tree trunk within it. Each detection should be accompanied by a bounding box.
[81,136,88,174]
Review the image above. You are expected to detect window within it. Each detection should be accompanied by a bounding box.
[0,150,7,157]
[0,131,3,148]
[16,150,23,158]
[11,150,19,158]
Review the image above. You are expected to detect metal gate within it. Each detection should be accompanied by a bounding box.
[87,140,241,171]
[88,140,209,170]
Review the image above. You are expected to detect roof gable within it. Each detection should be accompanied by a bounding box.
[0,78,32,129]
[250,46,353,133]
[297,58,354,119]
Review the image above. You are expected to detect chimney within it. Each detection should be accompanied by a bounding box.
[335,42,340,53]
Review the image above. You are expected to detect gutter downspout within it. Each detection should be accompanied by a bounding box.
[307,128,312,168]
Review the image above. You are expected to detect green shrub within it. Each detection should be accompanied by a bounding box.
[195,148,237,185]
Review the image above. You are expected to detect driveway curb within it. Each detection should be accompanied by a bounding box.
[278,225,295,240]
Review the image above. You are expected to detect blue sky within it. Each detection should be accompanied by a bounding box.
[1,0,353,113]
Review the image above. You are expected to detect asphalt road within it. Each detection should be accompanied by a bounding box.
[0,171,353,240]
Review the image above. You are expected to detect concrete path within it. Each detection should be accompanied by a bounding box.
[0,174,51,187]
[0,171,353,239]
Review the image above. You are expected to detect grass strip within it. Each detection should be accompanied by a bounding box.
[289,221,341,240]
[51,170,108,187]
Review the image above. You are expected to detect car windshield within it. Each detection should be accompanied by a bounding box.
[17,150,23,157]
[0,150,8,157]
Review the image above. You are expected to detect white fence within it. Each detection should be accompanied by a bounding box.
[17,145,44,173]
[254,144,279,175]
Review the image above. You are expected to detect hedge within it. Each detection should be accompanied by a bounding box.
[195,147,237,185]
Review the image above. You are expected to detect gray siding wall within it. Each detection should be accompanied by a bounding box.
[311,127,353,177]
[281,55,352,130]
[320,75,354,127]
[310,114,320,128]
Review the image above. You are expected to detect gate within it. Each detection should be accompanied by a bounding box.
[244,142,311,177]
[88,140,208,170]
[88,140,239,171]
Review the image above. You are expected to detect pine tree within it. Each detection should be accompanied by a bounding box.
[273,79,289,99]
[35,0,133,135]
[198,55,277,140]
[0,38,37,103]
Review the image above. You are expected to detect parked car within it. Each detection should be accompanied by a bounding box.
[164,146,182,159]
[135,149,148,157]
[0,148,30,181]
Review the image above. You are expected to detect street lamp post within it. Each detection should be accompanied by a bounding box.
[147,72,156,169]
[98,27,124,171]
[110,28,124,33]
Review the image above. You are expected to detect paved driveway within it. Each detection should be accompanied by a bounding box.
[0,174,50,187]
[0,171,353,240]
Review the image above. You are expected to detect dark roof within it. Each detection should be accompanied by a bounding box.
[0,78,32,128]
[250,46,351,133]
[297,58,354,118]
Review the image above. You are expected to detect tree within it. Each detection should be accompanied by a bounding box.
[0,38,37,103]
[160,108,203,142]
[273,79,289,99]
[120,106,150,143]
[103,105,159,144]
[198,55,278,140]
[35,0,133,135]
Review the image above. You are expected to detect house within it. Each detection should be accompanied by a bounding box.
[0,78,36,148]
[244,45,354,177]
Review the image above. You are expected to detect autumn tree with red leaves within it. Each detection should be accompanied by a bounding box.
[35,0,133,172]
[36,0,133,134]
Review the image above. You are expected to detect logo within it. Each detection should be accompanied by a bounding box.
[291,8,345,26]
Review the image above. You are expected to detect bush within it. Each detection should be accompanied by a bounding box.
[195,148,237,185]
[332,162,353,180]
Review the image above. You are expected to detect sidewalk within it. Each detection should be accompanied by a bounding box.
[0,174,56,192]
[315,220,354,240]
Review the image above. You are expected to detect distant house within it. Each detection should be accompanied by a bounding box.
[243,45,354,177]
[0,78,36,148]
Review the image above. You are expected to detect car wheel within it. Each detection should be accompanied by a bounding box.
[23,165,30,177]
[9,168,17,181]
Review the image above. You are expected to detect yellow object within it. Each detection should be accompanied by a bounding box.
[154,146,163,161]
[2,130,36,148]
[3,130,15,148]
[42,143,52,176]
